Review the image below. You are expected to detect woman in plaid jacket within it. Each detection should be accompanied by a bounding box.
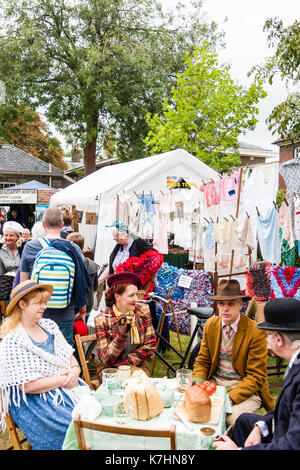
[94,272,156,382]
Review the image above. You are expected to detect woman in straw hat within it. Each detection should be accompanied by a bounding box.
[0,280,90,450]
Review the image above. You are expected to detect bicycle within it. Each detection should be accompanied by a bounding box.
[84,293,214,380]
[145,293,214,377]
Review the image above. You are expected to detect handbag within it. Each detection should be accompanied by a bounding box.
[0,275,14,301]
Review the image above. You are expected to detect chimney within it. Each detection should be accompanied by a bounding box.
[71,150,81,163]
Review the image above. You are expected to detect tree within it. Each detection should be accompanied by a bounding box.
[0,0,223,175]
[144,45,266,172]
[0,103,67,170]
[251,17,300,143]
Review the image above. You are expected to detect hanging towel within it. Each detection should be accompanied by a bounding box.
[257,207,281,265]
[278,201,294,249]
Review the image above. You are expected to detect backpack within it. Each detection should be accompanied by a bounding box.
[31,237,75,309]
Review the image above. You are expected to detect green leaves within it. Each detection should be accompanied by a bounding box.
[145,45,266,172]
[251,17,300,143]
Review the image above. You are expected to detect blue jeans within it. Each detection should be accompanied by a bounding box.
[53,320,74,347]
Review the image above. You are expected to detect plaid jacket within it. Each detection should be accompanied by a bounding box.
[94,304,156,368]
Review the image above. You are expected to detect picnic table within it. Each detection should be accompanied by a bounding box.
[62,379,230,450]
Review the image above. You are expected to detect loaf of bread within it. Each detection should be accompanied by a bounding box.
[184,385,211,423]
[123,370,164,420]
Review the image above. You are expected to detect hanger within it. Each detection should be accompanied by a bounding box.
[246,211,250,218]
[230,214,235,220]
[256,206,260,216]
[204,218,210,223]
[284,198,289,206]
[273,201,277,210]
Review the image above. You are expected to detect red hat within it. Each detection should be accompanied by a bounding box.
[73,320,88,337]
[107,272,142,290]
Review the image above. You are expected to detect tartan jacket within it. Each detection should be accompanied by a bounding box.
[94,304,156,368]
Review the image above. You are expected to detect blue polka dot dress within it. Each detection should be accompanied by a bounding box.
[9,330,78,450]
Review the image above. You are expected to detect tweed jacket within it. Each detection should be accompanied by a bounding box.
[193,314,274,411]
[243,351,300,450]
[94,304,156,368]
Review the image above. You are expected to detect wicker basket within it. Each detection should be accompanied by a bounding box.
[0,275,14,301]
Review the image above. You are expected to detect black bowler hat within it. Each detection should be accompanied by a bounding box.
[107,272,142,290]
[257,298,300,332]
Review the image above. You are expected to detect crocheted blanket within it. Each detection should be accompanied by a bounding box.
[270,266,300,301]
[245,261,273,301]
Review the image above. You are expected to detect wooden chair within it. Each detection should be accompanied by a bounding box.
[5,412,31,450]
[73,414,176,450]
[74,333,99,390]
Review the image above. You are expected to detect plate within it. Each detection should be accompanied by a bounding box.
[200,427,215,436]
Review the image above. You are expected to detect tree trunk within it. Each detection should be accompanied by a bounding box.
[83,111,99,176]
[83,135,97,176]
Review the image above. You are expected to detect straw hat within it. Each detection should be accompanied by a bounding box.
[6,280,53,316]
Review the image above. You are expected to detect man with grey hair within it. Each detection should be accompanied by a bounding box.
[213,297,300,450]
[19,207,89,346]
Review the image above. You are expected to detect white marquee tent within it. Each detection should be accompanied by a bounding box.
[50,149,219,267]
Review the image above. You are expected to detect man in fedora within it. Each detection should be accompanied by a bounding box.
[213,297,300,450]
[193,279,273,427]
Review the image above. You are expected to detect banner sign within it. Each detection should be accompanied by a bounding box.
[0,189,38,204]
[167,176,195,188]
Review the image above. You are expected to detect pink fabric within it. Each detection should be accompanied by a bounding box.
[200,181,219,207]
[278,202,294,247]
[219,170,240,201]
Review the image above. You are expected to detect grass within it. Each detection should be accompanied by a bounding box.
[0,331,285,450]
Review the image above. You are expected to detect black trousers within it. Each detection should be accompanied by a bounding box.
[232,413,272,448]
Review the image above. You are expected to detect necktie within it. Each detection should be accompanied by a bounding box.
[224,325,232,345]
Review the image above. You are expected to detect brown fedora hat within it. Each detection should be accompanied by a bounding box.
[209,279,251,301]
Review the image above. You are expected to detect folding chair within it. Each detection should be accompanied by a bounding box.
[73,414,176,450]
[74,333,99,390]
[5,412,31,450]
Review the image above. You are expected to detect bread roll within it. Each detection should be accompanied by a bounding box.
[123,370,164,420]
[184,385,211,423]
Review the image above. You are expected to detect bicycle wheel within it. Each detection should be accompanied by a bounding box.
[187,341,201,371]
[85,340,100,380]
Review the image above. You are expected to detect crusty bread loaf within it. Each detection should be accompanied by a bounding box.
[184,385,211,423]
[123,370,164,420]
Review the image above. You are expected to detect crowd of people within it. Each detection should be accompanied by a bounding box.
[0,205,299,451]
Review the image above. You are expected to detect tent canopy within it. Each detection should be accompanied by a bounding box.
[7,180,56,190]
[50,149,220,265]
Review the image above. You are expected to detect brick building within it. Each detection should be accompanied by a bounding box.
[272,138,300,190]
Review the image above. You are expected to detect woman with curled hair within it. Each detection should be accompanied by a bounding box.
[94,272,157,383]
[0,221,24,275]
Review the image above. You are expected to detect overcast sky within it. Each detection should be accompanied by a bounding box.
[49,0,299,153]
[165,0,300,151]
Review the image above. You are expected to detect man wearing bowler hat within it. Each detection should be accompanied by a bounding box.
[193,279,274,427]
[213,297,300,450]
